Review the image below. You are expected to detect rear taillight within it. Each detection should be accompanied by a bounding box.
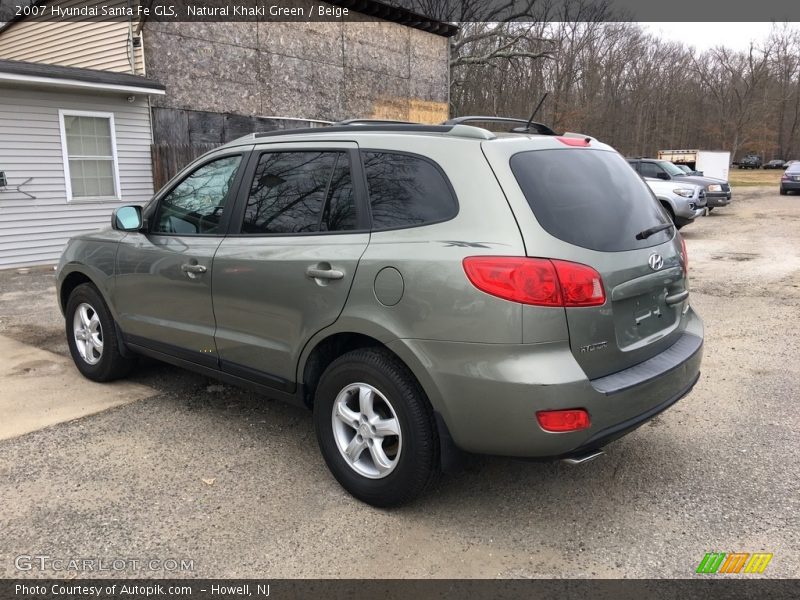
[536,409,591,432]
[462,257,605,307]
[782,174,790,181]
[551,259,605,307]
[680,235,688,270]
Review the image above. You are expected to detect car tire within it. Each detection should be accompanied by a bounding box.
[780,188,787,195]
[65,283,135,382]
[313,347,440,507]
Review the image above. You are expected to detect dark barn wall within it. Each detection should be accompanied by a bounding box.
[142,11,449,134]
[142,8,449,187]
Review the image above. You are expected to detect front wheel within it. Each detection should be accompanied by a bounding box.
[313,348,439,507]
[65,283,135,381]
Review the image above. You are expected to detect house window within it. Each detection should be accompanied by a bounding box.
[58,110,121,201]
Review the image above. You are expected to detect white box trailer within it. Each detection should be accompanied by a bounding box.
[657,149,731,182]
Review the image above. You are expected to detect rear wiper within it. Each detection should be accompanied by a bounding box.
[635,222,674,240]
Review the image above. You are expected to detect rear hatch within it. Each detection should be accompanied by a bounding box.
[483,140,690,379]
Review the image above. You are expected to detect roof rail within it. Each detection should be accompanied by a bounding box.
[442,116,557,136]
[447,124,496,140]
[258,115,333,126]
[335,118,419,126]
[253,124,458,139]
[244,122,497,141]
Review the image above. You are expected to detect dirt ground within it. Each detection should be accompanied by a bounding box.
[0,186,798,578]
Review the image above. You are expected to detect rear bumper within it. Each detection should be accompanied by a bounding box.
[389,308,703,457]
[560,370,699,459]
[780,181,800,191]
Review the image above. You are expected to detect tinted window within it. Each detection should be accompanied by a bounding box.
[639,161,665,179]
[510,149,672,252]
[321,155,357,231]
[362,151,457,230]
[242,151,357,234]
[153,155,241,235]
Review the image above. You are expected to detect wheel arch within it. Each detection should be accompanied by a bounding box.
[296,319,445,416]
[59,268,98,315]
[657,197,676,217]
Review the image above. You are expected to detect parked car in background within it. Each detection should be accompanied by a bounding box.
[656,149,730,181]
[55,118,704,506]
[763,159,786,169]
[780,163,800,195]
[675,164,704,176]
[643,177,706,228]
[738,154,762,169]
[627,158,732,210]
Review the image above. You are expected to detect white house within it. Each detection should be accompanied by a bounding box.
[0,59,164,268]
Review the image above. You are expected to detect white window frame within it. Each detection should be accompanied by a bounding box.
[58,109,122,202]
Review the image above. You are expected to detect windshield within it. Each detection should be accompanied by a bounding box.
[658,161,687,177]
[510,149,672,252]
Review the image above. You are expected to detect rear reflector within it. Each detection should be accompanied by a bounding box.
[536,409,591,432]
[463,257,605,307]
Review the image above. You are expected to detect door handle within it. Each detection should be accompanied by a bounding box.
[306,267,344,281]
[181,263,207,279]
[665,290,689,305]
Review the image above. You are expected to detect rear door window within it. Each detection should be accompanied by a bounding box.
[361,151,457,230]
[510,149,672,252]
[241,151,358,234]
[639,161,665,179]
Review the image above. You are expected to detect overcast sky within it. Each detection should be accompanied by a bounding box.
[643,22,790,52]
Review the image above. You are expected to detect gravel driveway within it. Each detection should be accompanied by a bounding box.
[0,186,797,578]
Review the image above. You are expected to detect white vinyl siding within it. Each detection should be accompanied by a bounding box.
[58,110,121,201]
[0,0,145,75]
[0,86,154,268]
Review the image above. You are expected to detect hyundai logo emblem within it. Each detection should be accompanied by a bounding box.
[648,253,664,271]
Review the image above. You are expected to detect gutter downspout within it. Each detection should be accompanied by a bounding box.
[126,0,135,73]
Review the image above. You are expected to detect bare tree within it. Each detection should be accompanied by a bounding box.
[450,15,799,161]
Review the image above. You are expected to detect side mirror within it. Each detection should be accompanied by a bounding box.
[112,205,143,231]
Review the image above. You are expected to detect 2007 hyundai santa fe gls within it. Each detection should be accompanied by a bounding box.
[56,118,703,506]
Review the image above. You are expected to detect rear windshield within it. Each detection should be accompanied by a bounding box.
[510,149,672,252]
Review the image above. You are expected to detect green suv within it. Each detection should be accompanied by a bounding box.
[56,119,703,506]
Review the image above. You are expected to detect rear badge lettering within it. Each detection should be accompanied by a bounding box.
[580,341,608,353]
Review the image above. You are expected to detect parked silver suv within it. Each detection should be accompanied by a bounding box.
[643,177,707,228]
[56,119,703,506]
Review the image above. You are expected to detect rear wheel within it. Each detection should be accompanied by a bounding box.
[65,283,135,382]
[313,348,439,507]
[780,188,787,195]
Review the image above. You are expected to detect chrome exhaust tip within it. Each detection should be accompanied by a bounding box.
[561,449,605,465]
